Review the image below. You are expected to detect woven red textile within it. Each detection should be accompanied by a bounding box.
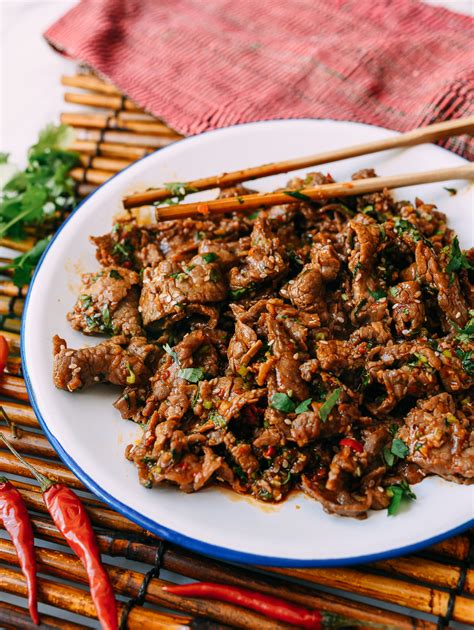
[45,0,474,158]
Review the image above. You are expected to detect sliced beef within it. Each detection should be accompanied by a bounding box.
[53,335,150,392]
[398,393,474,483]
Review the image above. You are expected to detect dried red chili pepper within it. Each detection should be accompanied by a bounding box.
[0,335,9,374]
[0,475,39,624]
[0,431,118,630]
[163,582,322,629]
[339,437,364,453]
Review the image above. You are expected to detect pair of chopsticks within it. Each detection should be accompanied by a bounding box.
[123,117,474,220]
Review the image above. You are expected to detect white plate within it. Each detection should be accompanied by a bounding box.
[23,119,474,566]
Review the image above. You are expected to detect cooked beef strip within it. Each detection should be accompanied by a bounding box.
[53,335,150,392]
[398,393,473,482]
[67,267,141,336]
[54,168,474,517]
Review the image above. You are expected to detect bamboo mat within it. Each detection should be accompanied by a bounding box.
[0,70,473,630]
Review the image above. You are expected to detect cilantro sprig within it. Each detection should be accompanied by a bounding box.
[0,236,50,287]
[0,124,79,241]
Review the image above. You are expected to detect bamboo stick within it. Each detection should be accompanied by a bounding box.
[64,91,143,113]
[0,317,21,333]
[61,73,122,95]
[6,355,23,376]
[0,426,57,458]
[70,167,115,185]
[268,566,474,624]
[153,164,474,220]
[0,330,21,353]
[0,401,39,428]
[0,373,28,400]
[10,481,147,536]
[0,236,35,253]
[1,567,191,629]
[78,154,133,172]
[123,116,474,208]
[0,450,86,489]
[426,536,471,561]
[2,513,439,630]
[77,128,178,148]
[0,601,85,630]
[0,539,287,630]
[70,139,152,160]
[61,113,181,138]
[0,295,24,317]
[0,280,27,298]
[373,556,473,593]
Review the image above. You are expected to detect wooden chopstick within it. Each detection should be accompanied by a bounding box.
[124,116,474,208]
[154,164,474,220]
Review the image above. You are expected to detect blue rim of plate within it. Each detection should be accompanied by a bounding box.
[21,118,474,567]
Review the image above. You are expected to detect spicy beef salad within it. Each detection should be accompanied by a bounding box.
[52,169,474,519]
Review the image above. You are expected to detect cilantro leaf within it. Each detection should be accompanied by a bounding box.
[294,398,312,414]
[109,269,123,280]
[456,348,474,376]
[178,367,205,383]
[162,343,179,365]
[209,410,227,428]
[271,393,296,413]
[446,237,472,279]
[319,388,341,422]
[453,312,474,343]
[368,287,386,301]
[391,438,409,459]
[383,447,396,467]
[202,252,218,263]
[387,481,416,516]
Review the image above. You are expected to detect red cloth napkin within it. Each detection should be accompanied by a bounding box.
[45,0,473,158]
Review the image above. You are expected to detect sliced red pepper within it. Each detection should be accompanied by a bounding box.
[339,437,364,453]
[0,335,9,375]
[163,582,322,629]
[264,446,276,458]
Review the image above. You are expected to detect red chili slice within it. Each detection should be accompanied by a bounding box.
[339,437,364,453]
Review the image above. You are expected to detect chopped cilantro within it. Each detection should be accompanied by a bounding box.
[391,438,409,459]
[453,311,474,343]
[446,236,472,282]
[319,388,341,422]
[271,392,296,413]
[202,252,218,263]
[456,348,474,376]
[162,343,179,365]
[209,410,226,428]
[112,241,132,262]
[230,284,254,300]
[383,447,396,467]
[179,367,205,383]
[387,480,416,516]
[79,294,92,309]
[109,269,122,280]
[368,287,386,301]
[294,398,312,414]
